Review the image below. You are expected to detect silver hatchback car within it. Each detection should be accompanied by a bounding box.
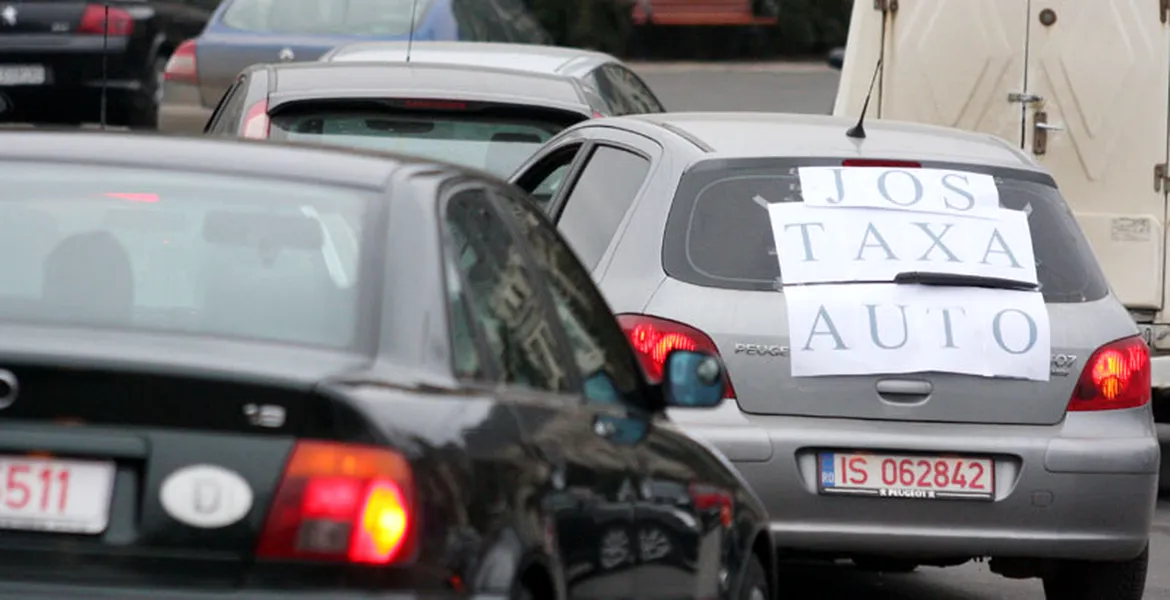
[510,112,1158,599]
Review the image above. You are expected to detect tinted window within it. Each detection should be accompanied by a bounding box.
[221,0,426,35]
[500,190,644,406]
[661,159,1110,303]
[443,188,570,391]
[557,146,650,270]
[269,109,568,178]
[0,162,367,347]
[443,254,484,380]
[600,64,663,114]
[207,80,248,135]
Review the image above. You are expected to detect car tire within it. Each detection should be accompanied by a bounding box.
[1041,545,1149,600]
[740,554,769,600]
[127,57,166,130]
[852,557,919,573]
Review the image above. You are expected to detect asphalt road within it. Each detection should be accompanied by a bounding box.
[632,60,1168,599]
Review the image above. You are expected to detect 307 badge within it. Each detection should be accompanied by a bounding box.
[1050,353,1078,377]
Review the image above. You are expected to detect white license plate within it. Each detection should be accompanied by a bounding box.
[0,65,46,86]
[0,456,115,533]
[818,451,994,500]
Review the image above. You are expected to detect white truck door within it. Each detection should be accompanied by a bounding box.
[832,0,1028,147]
[1024,0,1170,313]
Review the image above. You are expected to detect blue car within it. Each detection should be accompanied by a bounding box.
[159,0,551,133]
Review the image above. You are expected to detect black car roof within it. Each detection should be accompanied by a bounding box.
[263,61,587,111]
[0,130,416,188]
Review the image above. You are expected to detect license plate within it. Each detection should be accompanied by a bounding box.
[818,451,994,501]
[0,65,46,86]
[0,457,115,533]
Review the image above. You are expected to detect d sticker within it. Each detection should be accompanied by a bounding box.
[160,465,253,529]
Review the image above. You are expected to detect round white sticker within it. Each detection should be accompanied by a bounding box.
[159,464,254,529]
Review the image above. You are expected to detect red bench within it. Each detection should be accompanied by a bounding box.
[631,0,778,26]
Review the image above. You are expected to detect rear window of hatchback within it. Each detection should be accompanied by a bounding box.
[661,158,1110,304]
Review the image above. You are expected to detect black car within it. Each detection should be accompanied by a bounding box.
[0,0,213,127]
[0,130,774,600]
[200,54,663,178]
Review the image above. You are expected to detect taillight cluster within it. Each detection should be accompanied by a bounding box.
[257,441,415,565]
[163,39,199,85]
[242,100,271,139]
[688,483,733,528]
[616,313,736,398]
[1067,335,1151,412]
[77,4,134,36]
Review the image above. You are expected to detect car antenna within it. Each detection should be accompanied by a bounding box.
[404,0,419,63]
[98,1,110,129]
[845,57,882,140]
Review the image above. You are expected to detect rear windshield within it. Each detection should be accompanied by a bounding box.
[662,158,1110,303]
[221,0,425,35]
[269,108,567,177]
[0,162,369,348]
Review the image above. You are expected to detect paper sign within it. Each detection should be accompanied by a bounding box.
[767,203,1037,286]
[784,283,1050,381]
[798,167,1001,219]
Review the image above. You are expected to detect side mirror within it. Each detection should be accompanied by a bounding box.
[662,350,726,408]
[828,47,844,70]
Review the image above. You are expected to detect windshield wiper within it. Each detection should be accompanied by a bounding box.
[893,271,1039,291]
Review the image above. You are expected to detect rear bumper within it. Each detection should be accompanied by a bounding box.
[0,581,505,600]
[670,401,1159,561]
[158,80,212,134]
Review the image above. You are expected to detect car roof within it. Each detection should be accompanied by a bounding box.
[619,112,1038,169]
[323,41,614,76]
[0,129,419,188]
[265,61,588,112]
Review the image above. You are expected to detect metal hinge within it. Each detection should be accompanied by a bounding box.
[1162,0,1169,24]
[1155,163,1169,193]
[1008,92,1043,105]
[874,0,898,13]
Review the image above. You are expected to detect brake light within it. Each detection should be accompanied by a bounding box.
[401,99,467,111]
[592,111,604,118]
[103,192,159,203]
[257,441,415,564]
[77,4,133,35]
[841,159,921,168]
[617,313,736,398]
[242,100,270,139]
[163,39,198,85]
[688,483,734,528]
[1067,335,1151,412]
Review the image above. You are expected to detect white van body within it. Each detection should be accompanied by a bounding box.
[833,0,1170,395]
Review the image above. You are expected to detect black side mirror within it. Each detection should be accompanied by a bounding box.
[661,350,726,408]
[828,47,844,70]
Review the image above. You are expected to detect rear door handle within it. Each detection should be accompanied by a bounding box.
[875,379,933,396]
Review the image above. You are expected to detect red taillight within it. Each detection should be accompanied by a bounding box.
[617,313,736,398]
[242,100,270,139]
[688,483,733,528]
[591,111,605,118]
[163,39,199,85]
[257,441,415,564]
[1067,335,1151,412]
[841,159,921,168]
[77,4,133,35]
[401,99,467,110]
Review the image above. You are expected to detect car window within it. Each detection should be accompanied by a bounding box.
[442,249,485,380]
[442,187,571,391]
[0,162,368,348]
[601,64,663,113]
[583,68,620,116]
[206,79,248,135]
[556,145,651,270]
[498,189,645,407]
[269,108,569,178]
[515,144,584,209]
[661,159,1111,303]
[221,0,426,35]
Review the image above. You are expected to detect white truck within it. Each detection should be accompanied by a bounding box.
[832,0,1170,430]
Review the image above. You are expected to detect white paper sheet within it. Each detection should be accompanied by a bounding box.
[797,166,1001,219]
[783,283,1051,381]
